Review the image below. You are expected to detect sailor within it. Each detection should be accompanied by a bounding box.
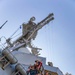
[45,72,51,75]
[27,65,38,75]
[34,60,42,75]
[27,65,32,75]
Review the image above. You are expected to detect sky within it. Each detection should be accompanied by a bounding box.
[0,0,75,75]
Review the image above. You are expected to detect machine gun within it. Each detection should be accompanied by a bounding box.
[7,13,54,51]
[27,13,54,40]
[36,13,54,30]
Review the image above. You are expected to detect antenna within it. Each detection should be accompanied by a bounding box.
[0,20,8,29]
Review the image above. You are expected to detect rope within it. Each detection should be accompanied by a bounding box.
[44,22,53,62]
[0,41,5,49]
[45,24,51,60]
[10,25,22,38]
[11,32,22,39]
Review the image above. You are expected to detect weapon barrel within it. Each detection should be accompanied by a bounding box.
[27,13,54,40]
[38,13,54,25]
[36,13,54,31]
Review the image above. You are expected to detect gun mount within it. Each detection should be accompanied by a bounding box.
[3,13,54,55]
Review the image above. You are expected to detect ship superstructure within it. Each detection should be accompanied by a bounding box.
[0,13,64,75]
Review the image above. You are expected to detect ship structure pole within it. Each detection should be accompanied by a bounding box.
[0,20,8,29]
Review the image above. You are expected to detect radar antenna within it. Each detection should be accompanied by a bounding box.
[0,20,8,29]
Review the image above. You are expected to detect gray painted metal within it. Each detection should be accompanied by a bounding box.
[2,49,18,64]
[15,63,26,75]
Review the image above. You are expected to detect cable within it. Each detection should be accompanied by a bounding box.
[0,41,6,49]
[44,23,52,61]
[11,32,22,39]
[10,25,22,38]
